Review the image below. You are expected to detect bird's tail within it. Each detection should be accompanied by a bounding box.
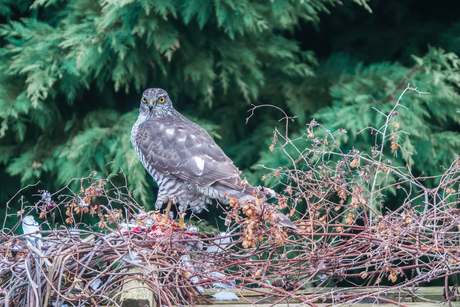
[274,210,298,229]
[213,181,298,229]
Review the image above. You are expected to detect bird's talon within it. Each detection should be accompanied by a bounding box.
[158,200,173,227]
[177,218,185,229]
[159,218,170,226]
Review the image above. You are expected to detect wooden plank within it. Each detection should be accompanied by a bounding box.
[196,303,460,307]
[109,286,459,306]
[120,266,157,307]
[197,287,452,305]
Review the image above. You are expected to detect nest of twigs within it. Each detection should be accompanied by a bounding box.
[2,85,460,307]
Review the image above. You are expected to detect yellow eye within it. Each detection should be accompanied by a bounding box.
[142,97,147,103]
[159,97,165,103]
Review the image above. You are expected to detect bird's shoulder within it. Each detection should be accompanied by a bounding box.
[136,114,215,145]
[134,113,241,187]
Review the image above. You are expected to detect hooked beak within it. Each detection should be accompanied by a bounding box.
[148,99,155,112]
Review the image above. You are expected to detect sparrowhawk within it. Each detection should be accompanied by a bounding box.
[131,88,295,228]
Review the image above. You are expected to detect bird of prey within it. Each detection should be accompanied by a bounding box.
[131,88,295,228]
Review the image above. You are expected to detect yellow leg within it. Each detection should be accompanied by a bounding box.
[177,207,186,229]
[160,200,172,225]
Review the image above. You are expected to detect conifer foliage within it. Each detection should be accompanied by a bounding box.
[0,0,346,204]
[1,0,459,215]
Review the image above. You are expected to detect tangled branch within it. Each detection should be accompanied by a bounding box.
[1,85,460,306]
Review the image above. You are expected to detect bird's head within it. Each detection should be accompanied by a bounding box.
[139,88,174,118]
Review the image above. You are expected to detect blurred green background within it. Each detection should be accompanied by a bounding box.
[1,0,460,229]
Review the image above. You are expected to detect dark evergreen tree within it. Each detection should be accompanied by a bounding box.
[1,0,459,228]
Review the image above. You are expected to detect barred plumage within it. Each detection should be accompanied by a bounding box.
[131,88,295,228]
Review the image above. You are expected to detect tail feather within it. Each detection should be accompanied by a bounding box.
[212,181,298,230]
[274,210,298,229]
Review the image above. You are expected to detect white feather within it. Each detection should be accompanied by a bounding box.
[181,254,191,266]
[190,276,200,284]
[79,197,90,207]
[166,128,174,135]
[263,187,278,198]
[22,216,42,247]
[118,222,139,232]
[41,191,52,203]
[123,251,141,264]
[90,279,102,291]
[209,271,226,279]
[196,286,205,293]
[213,282,234,289]
[212,291,239,301]
[193,156,205,171]
[181,254,205,293]
[206,232,232,253]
